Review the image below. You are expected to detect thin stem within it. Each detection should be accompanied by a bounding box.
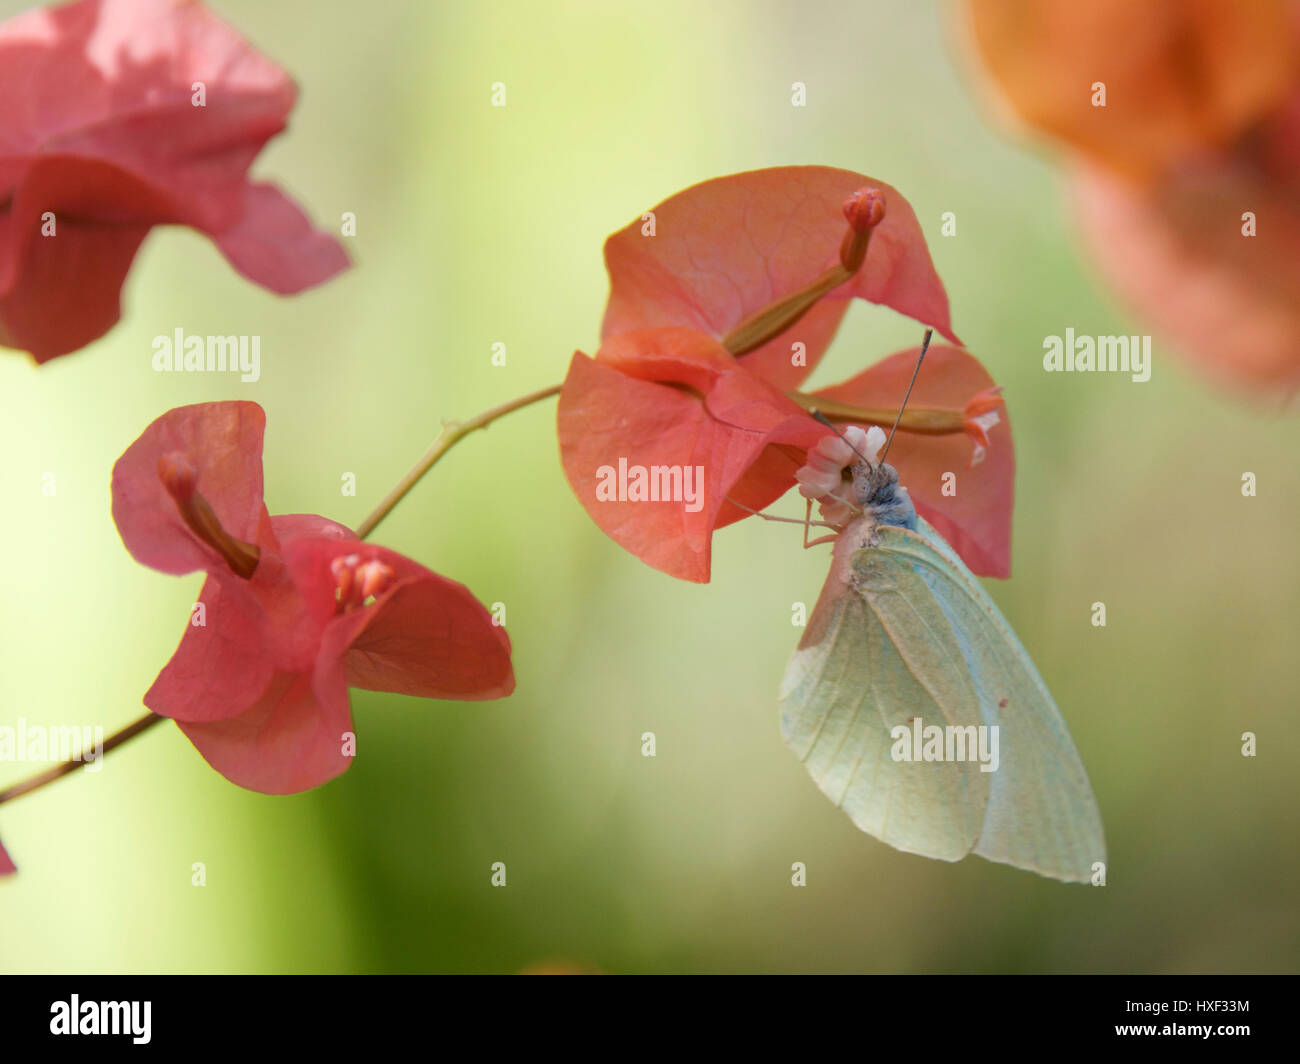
[0,383,563,810]
[354,383,561,540]
[0,713,166,806]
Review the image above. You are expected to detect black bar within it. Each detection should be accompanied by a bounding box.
[0,974,1289,1051]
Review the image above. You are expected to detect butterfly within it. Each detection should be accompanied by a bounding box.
[779,336,1105,883]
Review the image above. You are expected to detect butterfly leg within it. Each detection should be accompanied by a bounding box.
[723,494,839,536]
[802,499,838,549]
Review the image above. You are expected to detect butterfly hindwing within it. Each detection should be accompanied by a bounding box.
[781,535,991,863]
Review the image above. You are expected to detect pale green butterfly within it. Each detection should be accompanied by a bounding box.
[780,335,1105,883]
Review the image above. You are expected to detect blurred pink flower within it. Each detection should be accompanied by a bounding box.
[0,0,348,363]
[1071,104,1300,402]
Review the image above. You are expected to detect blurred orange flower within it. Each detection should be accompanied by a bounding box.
[961,0,1300,402]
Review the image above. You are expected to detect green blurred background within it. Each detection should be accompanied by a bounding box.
[1,0,1296,973]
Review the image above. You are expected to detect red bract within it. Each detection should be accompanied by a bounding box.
[111,402,513,795]
[0,0,349,363]
[558,327,829,582]
[558,168,1012,583]
[0,838,14,876]
[601,166,959,390]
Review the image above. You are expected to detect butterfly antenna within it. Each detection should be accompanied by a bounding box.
[809,409,875,465]
[880,328,932,463]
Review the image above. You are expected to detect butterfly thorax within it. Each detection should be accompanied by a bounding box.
[849,459,917,531]
[819,461,919,599]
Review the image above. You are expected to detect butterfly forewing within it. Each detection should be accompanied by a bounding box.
[781,544,991,863]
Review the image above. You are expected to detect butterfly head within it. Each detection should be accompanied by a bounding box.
[796,424,917,531]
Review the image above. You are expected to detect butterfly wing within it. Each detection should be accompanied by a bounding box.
[781,530,993,863]
[885,519,1106,881]
[781,517,1106,882]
